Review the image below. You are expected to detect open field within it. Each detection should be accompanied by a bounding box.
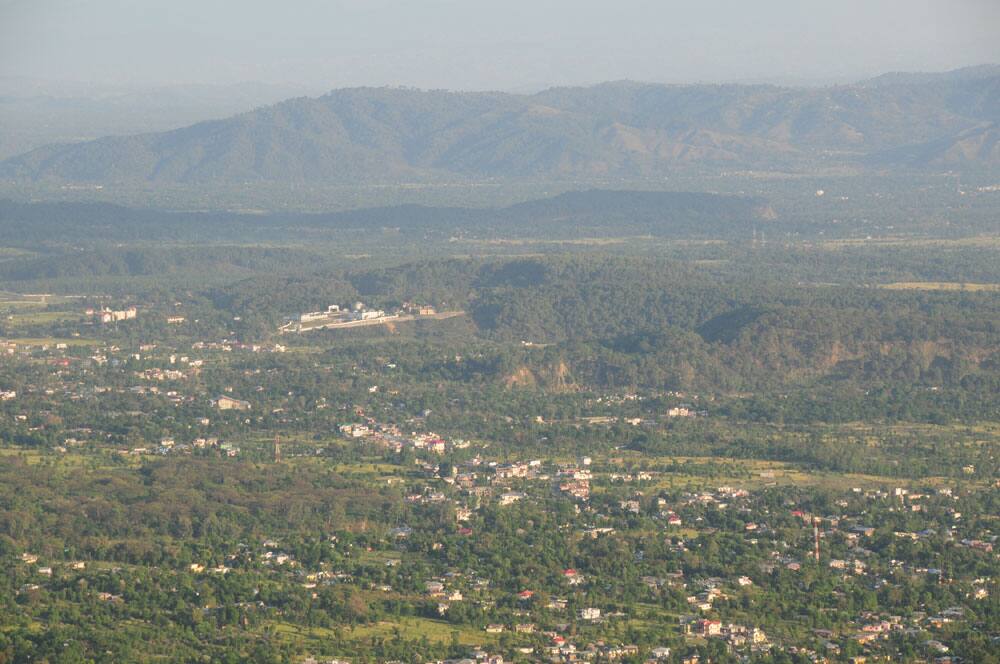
[272,616,496,648]
[1,336,99,347]
[343,617,495,646]
[0,248,38,260]
[4,310,87,326]
[880,281,1000,292]
[0,299,47,309]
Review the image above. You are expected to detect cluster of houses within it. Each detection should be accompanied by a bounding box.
[1,316,994,664]
[114,436,237,457]
[582,391,708,422]
[215,394,252,411]
[681,617,769,649]
[86,306,137,324]
[339,420,452,454]
[328,415,993,664]
[535,640,680,663]
[136,367,189,381]
[190,340,286,353]
[281,302,440,333]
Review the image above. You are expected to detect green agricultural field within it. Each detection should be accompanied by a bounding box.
[2,336,99,346]
[4,310,87,326]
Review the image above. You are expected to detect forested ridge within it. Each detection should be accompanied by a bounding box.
[4,66,1000,186]
[334,256,1000,408]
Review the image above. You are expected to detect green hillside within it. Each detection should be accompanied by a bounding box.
[4,67,1000,185]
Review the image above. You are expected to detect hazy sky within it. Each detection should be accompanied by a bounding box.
[2,0,999,91]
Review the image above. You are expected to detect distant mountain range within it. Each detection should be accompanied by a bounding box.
[2,65,998,185]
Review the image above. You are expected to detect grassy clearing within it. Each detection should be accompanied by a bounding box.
[0,247,37,259]
[0,447,128,469]
[345,617,492,645]
[0,291,76,303]
[0,300,47,310]
[2,336,99,347]
[4,310,87,326]
[272,616,495,647]
[0,448,50,465]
